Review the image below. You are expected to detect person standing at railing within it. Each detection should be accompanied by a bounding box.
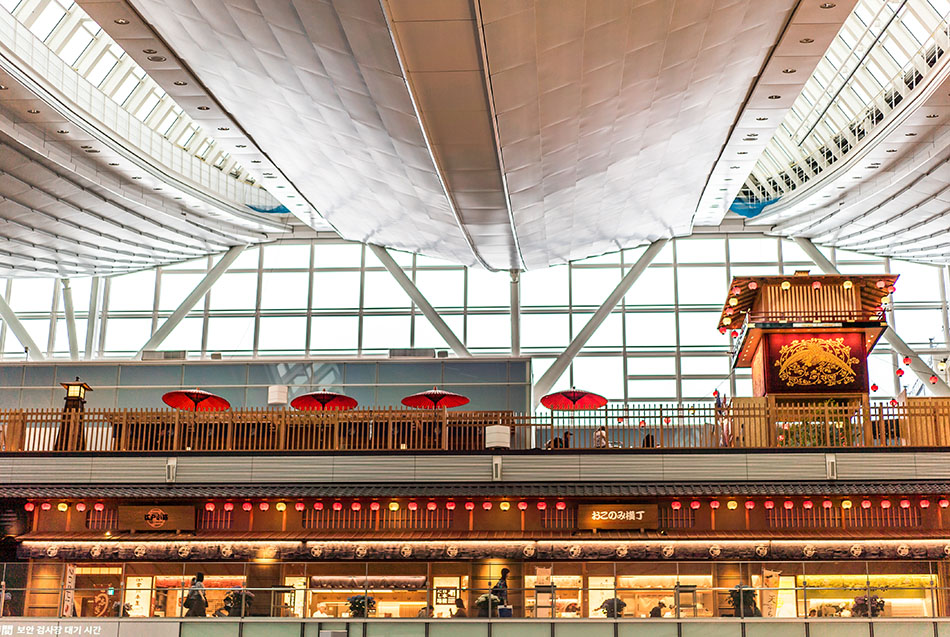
[184,573,207,617]
[594,426,608,449]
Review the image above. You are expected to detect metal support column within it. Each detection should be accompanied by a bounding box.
[0,292,45,360]
[793,236,950,397]
[368,244,470,357]
[533,239,668,406]
[136,245,246,357]
[510,269,521,357]
[84,276,100,360]
[61,279,79,360]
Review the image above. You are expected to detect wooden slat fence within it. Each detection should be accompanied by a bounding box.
[0,400,948,453]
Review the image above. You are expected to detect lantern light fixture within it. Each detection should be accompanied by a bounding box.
[812,281,821,290]
[41,502,52,511]
[428,501,439,511]
[57,502,68,512]
[880,499,892,509]
[518,501,528,511]
[445,501,456,511]
[783,500,794,510]
[803,500,814,510]
[205,502,215,512]
[940,499,950,509]
[920,499,931,509]
[314,502,324,511]
[745,500,755,510]
[903,356,912,365]
[896,369,904,377]
[408,502,418,511]
[842,280,853,290]
[841,499,852,509]
[75,502,86,512]
[482,501,493,510]
[243,502,253,512]
[24,502,35,512]
[671,501,682,511]
[223,502,234,512]
[350,502,361,512]
[259,502,270,511]
[871,384,878,392]
[822,500,833,509]
[295,502,305,512]
[370,502,380,511]
[690,500,701,510]
[781,281,791,291]
[861,500,871,509]
[331,502,342,511]
[900,499,911,509]
[389,502,400,512]
[555,501,567,511]
[727,500,738,510]
[748,281,758,290]
[710,500,720,509]
[275,502,287,512]
[465,501,476,511]
[537,501,547,511]
[763,500,774,510]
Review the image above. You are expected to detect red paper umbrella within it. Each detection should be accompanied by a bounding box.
[162,389,230,412]
[291,390,358,411]
[401,388,470,409]
[541,388,608,411]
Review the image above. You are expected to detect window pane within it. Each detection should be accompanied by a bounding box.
[467,269,508,308]
[572,356,625,400]
[158,273,203,311]
[626,268,673,305]
[9,279,54,313]
[521,313,569,349]
[413,314,464,349]
[260,272,309,310]
[209,273,258,310]
[207,317,255,354]
[678,312,723,348]
[889,259,940,303]
[627,379,676,400]
[571,312,622,348]
[313,243,361,268]
[363,272,411,309]
[571,267,621,307]
[677,267,728,305]
[677,238,725,263]
[313,271,360,309]
[310,316,358,353]
[467,314,510,350]
[257,317,306,354]
[521,266,568,307]
[104,318,151,355]
[415,270,464,308]
[625,312,676,348]
[264,244,310,269]
[362,315,410,351]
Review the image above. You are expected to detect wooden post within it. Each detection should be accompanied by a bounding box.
[172,411,180,451]
[441,407,449,451]
[861,394,872,448]
[278,410,286,451]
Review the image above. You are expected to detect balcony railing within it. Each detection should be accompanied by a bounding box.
[0,398,948,452]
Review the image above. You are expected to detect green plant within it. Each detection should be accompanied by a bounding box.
[728,585,760,617]
[474,593,501,617]
[347,595,376,617]
[776,399,860,447]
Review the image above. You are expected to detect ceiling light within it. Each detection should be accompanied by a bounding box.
[755,117,768,121]
[217,127,230,131]
[80,145,91,149]
[197,106,210,111]
[799,38,814,44]
[737,151,748,155]
[837,186,845,189]
[142,49,158,55]
[730,165,740,169]
[131,176,142,180]
[108,163,119,166]
[26,109,39,114]
[723,178,732,182]
[235,144,246,148]
[251,160,262,164]
[0,85,8,90]
[56,129,68,134]
[767,95,781,100]
[147,55,166,62]
[153,187,162,191]
[114,18,130,25]
[173,80,188,86]
[85,149,99,153]
[926,114,939,119]
[886,149,897,152]
[819,2,836,7]
[905,132,917,136]
[782,68,796,74]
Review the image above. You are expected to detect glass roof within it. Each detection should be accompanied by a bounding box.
[0,0,258,185]
[736,0,950,206]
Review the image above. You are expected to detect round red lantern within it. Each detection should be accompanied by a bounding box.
[295,502,305,512]
[896,368,904,377]
[719,327,728,334]
[427,501,438,511]
[536,501,547,511]
[671,501,682,511]
[709,500,720,510]
[763,500,774,510]
[445,501,456,511]
[880,499,891,509]
[745,500,755,510]
[223,502,234,512]
[518,501,528,511]
[205,502,215,512]
[783,500,793,510]
[748,281,758,290]
[313,502,324,511]
[861,500,871,509]
[870,384,878,392]
[903,356,912,365]
[899,499,910,509]
[370,502,380,511]
[75,502,86,513]
[24,502,34,512]
[242,502,253,512]
[876,280,886,288]
[259,502,270,512]
[920,499,931,509]
[408,501,418,511]
[690,501,701,510]
[555,501,567,511]
[931,375,939,384]
[351,502,361,511]
[940,499,950,509]
[803,500,813,510]
[331,502,342,511]
[730,330,739,338]
[712,390,719,398]
[812,281,821,290]
[890,399,899,407]
[465,501,475,511]
[94,502,105,512]
[482,501,493,510]
[822,500,833,509]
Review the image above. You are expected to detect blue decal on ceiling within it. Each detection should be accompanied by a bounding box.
[730,197,779,218]
[247,203,291,214]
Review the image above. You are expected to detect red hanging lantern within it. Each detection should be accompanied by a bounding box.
[931,375,939,384]
[803,500,814,510]
[331,502,342,511]
[295,502,305,512]
[671,501,682,511]
[370,502,380,511]
[408,501,418,511]
[731,286,741,295]
[75,502,86,513]
[663,417,671,424]
[763,500,774,510]
[940,499,950,509]
[617,417,624,423]
[24,502,34,512]
[260,502,270,512]
[861,500,871,509]
[537,501,547,511]
[899,499,910,509]
[242,502,253,512]
[313,502,324,511]
[876,280,886,288]
[730,330,739,338]
[690,501,701,510]
[896,369,904,377]
[783,500,794,510]
[555,501,567,511]
[94,502,105,512]
[351,502,361,511]
[638,420,646,426]
[482,501,493,510]
[427,501,438,511]
[880,499,892,509]
[518,501,528,511]
[870,384,878,392]
[445,501,456,511]
[822,500,833,509]
[40,502,52,511]
[888,285,896,293]
[712,390,719,397]
[920,499,931,509]
[465,501,476,511]
[223,502,234,512]
[205,502,215,512]
[903,356,912,365]
[719,326,728,334]
[812,281,821,290]
[709,500,720,510]
[748,281,758,290]
[890,399,899,407]
[745,500,755,510]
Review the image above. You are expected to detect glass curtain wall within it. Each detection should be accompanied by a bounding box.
[1,236,948,404]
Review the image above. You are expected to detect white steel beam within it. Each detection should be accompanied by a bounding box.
[84,276,99,359]
[61,279,79,360]
[533,239,668,406]
[0,292,45,361]
[136,245,246,357]
[510,270,521,357]
[368,244,470,357]
[793,236,950,397]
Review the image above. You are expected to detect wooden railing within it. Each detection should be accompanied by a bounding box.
[0,399,949,453]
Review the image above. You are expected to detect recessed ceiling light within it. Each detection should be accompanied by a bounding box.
[287,195,295,198]
[852,176,861,179]
[819,2,836,8]
[886,149,897,152]
[142,49,158,55]
[131,176,142,179]
[217,127,230,131]
[737,151,748,155]
[114,18,130,25]
[925,114,939,119]
[85,149,99,153]
[800,38,814,44]
[905,132,917,136]
[80,145,92,149]
[153,187,162,191]
[235,144,246,148]
[108,162,119,166]
[823,194,831,198]
[767,95,781,100]
[173,80,188,86]
[0,84,8,90]
[755,116,768,121]
[837,186,845,189]
[56,129,68,134]
[730,165,740,169]
[782,68,796,74]
[723,178,732,182]
[276,185,285,189]
[197,106,210,111]
[147,55,166,62]
[251,160,262,164]
[174,197,182,200]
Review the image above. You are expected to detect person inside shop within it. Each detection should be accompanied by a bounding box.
[594,426,608,448]
[417,604,434,618]
[453,598,467,618]
[184,572,207,617]
[491,568,510,605]
[547,431,572,449]
[649,601,667,618]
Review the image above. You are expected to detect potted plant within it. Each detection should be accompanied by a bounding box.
[474,593,501,617]
[596,597,626,618]
[728,584,761,617]
[852,595,884,617]
[346,594,376,618]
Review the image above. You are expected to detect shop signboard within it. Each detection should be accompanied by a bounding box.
[577,504,658,530]
[117,506,195,531]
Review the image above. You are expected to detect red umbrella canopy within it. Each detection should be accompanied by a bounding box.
[162,389,231,412]
[291,390,358,411]
[401,388,470,409]
[541,388,608,411]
